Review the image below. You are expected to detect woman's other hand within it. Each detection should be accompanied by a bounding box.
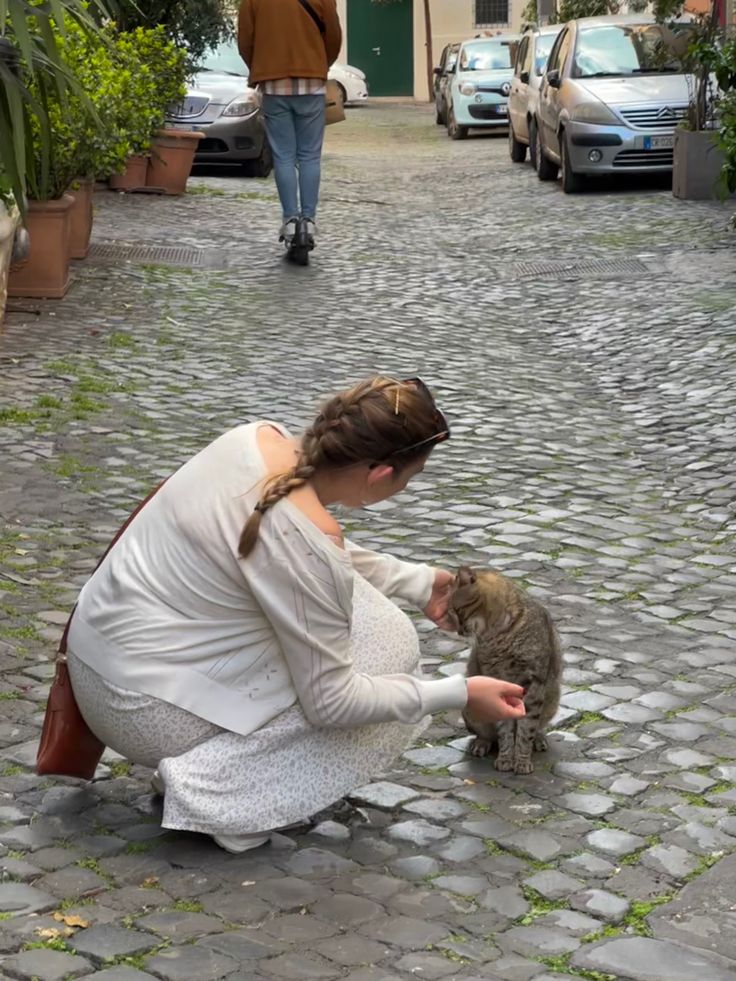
[423,568,454,631]
[466,676,526,722]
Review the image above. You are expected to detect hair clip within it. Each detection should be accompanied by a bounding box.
[394,387,401,415]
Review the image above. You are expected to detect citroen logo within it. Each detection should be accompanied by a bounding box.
[502,81,511,96]
[657,106,676,120]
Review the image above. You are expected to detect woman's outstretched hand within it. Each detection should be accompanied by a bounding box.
[423,568,454,631]
[466,676,526,722]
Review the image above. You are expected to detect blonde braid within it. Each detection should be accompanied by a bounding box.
[238,377,427,559]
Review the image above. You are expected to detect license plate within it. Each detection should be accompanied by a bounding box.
[644,135,674,150]
[496,105,508,115]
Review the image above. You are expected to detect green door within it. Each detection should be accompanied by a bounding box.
[347,0,413,97]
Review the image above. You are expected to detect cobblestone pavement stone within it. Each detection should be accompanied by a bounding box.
[0,103,735,981]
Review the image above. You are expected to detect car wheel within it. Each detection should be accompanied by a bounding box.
[448,109,468,141]
[560,134,583,193]
[508,121,526,163]
[528,118,538,171]
[337,82,348,106]
[242,139,273,178]
[536,123,558,182]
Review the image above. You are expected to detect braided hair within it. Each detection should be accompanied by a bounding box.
[238,376,445,558]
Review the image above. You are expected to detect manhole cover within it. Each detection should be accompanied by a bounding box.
[88,242,207,267]
[513,257,648,279]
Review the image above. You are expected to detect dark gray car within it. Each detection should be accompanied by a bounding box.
[434,43,460,126]
[167,42,272,177]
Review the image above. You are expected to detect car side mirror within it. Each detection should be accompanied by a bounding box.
[520,70,530,84]
[547,69,561,88]
[433,67,442,76]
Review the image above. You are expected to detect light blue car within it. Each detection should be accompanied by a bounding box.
[447,35,520,140]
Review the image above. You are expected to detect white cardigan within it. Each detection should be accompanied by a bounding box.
[69,423,468,736]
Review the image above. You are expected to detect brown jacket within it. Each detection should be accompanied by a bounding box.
[238,0,342,85]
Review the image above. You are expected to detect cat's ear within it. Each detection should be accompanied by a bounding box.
[457,566,476,586]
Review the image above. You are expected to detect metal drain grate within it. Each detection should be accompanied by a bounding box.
[512,257,649,279]
[89,242,206,267]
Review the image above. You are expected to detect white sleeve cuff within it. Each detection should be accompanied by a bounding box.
[416,673,468,716]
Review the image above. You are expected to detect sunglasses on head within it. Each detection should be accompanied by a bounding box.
[391,376,451,456]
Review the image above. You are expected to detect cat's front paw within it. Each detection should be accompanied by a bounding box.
[469,737,494,758]
[495,754,515,771]
[533,734,548,752]
[513,758,534,775]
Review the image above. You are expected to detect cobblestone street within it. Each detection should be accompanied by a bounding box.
[1,103,736,980]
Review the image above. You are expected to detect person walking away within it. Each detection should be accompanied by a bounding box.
[238,0,342,250]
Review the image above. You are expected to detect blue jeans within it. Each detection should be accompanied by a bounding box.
[261,94,325,222]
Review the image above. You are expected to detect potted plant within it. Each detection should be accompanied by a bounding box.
[659,0,731,200]
[0,0,109,219]
[7,95,79,298]
[1,0,110,296]
[107,26,190,194]
[135,28,195,194]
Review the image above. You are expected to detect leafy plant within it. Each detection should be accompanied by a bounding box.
[23,20,187,198]
[0,0,110,212]
[715,37,736,196]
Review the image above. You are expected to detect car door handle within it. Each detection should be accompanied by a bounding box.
[372,46,381,55]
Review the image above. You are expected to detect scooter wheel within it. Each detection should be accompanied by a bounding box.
[289,244,310,266]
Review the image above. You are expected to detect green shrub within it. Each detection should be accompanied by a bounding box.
[715,38,736,199]
[25,20,187,198]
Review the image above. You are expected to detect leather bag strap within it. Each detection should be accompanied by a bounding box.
[297,0,326,36]
[58,480,166,657]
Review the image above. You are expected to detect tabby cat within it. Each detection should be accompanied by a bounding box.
[448,566,562,774]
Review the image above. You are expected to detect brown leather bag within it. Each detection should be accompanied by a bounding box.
[36,482,165,779]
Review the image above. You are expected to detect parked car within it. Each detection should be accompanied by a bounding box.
[167,41,270,176]
[330,62,369,105]
[508,24,563,168]
[433,42,460,125]
[446,35,520,140]
[167,41,368,177]
[535,15,694,192]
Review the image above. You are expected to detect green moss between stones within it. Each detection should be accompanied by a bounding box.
[518,886,567,925]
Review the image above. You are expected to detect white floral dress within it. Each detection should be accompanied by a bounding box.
[69,571,429,836]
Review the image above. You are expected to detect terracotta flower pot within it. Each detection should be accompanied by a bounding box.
[8,195,74,299]
[68,179,94,259]
[147,129,203,195]
[109,155,149,191]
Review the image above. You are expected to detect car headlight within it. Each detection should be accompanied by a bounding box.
[222,94,260,117]
[571,102,620,125]
[459,82,476,96]
[345,69,363,80]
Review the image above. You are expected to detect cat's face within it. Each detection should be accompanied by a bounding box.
[448,566,516,638]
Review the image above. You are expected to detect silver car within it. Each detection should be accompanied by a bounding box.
[536,15,693,192]
[167,42,272,177]
[508,25,563,168]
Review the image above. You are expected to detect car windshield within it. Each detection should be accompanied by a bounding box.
[535,34,559,75]
[198,41,247,76]
[459,40,514,71]
[573,23,693,78]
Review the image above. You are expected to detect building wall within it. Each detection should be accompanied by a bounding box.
[338,0,525,101]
